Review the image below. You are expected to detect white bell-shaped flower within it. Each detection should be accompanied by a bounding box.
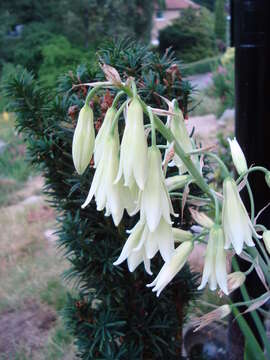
[228,137,248,175]
[141,146,175,233]
[198,226,228,294]
[222,178,255,255]
[165,103,198,174]
[147,241,193,297]
[115,97,148,190]
[114,215,174,269]
[94,106,117,167]
[72,104,95,175]
[81,133,126,226]
[113,219,152,275]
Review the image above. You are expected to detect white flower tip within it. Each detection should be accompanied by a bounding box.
[113,259,122,266]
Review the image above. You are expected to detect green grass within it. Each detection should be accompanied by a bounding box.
[0,113,34,206]
[189,92,220,117]
[183,56,221,76]
[0,183,75,358]
[40,279,68,312]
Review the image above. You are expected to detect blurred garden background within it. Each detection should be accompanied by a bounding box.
[0,0,235,358]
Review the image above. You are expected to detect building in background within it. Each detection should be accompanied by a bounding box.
[151,0,200,45]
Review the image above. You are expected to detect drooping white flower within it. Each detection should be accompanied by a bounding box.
[81,133,126,226]
[141,146,175,232]
[72,104,95,175]
[147,241,193,297]
[115,97,148,190]
[222,177,255,255]
[198,226,228,295]
[114,216,174,269]
[165,102,198,174]
[94,106,117,166]
[113,219,152,275]
[228,137,248,175]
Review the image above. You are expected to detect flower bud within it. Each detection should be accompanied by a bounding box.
[189,208,214,229]
[192,305,231,332]
[263,231,270,255]
[226,271,246,294]
[228,138,248,175]
[165,175,190,192]
[72,104,95,175]
[100,63,122,86]
[172,228,193,242]
[265,172,270,188]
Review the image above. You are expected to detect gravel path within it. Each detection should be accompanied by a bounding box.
[186,72,213,91]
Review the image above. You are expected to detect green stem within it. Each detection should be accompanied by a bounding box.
[131,80,137,97]
[247,244,270,280]
[230,305,266,360]
[244,262,256,276]
[147,106,156,147]
[232,291,270,307]
[112,91,126,108]
[255,224,268,232]
[169,192,212,203]
[253,236,270,267]
[211,190,220,223]
[246,180,255,222]
[205,151,230,178]
[236,166,269,184]
[232,257,270,357]
[110,100,129,135]
[85,85,104,105]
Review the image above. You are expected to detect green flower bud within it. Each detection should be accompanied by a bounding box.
[72,104,95,175]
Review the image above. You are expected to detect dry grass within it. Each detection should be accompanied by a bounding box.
[0,178,76,358]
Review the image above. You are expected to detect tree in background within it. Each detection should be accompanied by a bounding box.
[63,0,154,47]
[214,0,226,45]
[159,7,217,63]
[4,40,198,359]
[0,0,155,98]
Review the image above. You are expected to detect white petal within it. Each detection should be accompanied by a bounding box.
[127,249,144,272]
[215,231,228,295]
[198,231,216,290]
[155,219,174,263]
[113,220,144,266]
[143,250,153,275]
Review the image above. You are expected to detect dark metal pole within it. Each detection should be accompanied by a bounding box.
[228,1,270,357]
[234,0,270,224]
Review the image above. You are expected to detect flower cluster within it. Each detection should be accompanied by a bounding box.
[71,67,270,313]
